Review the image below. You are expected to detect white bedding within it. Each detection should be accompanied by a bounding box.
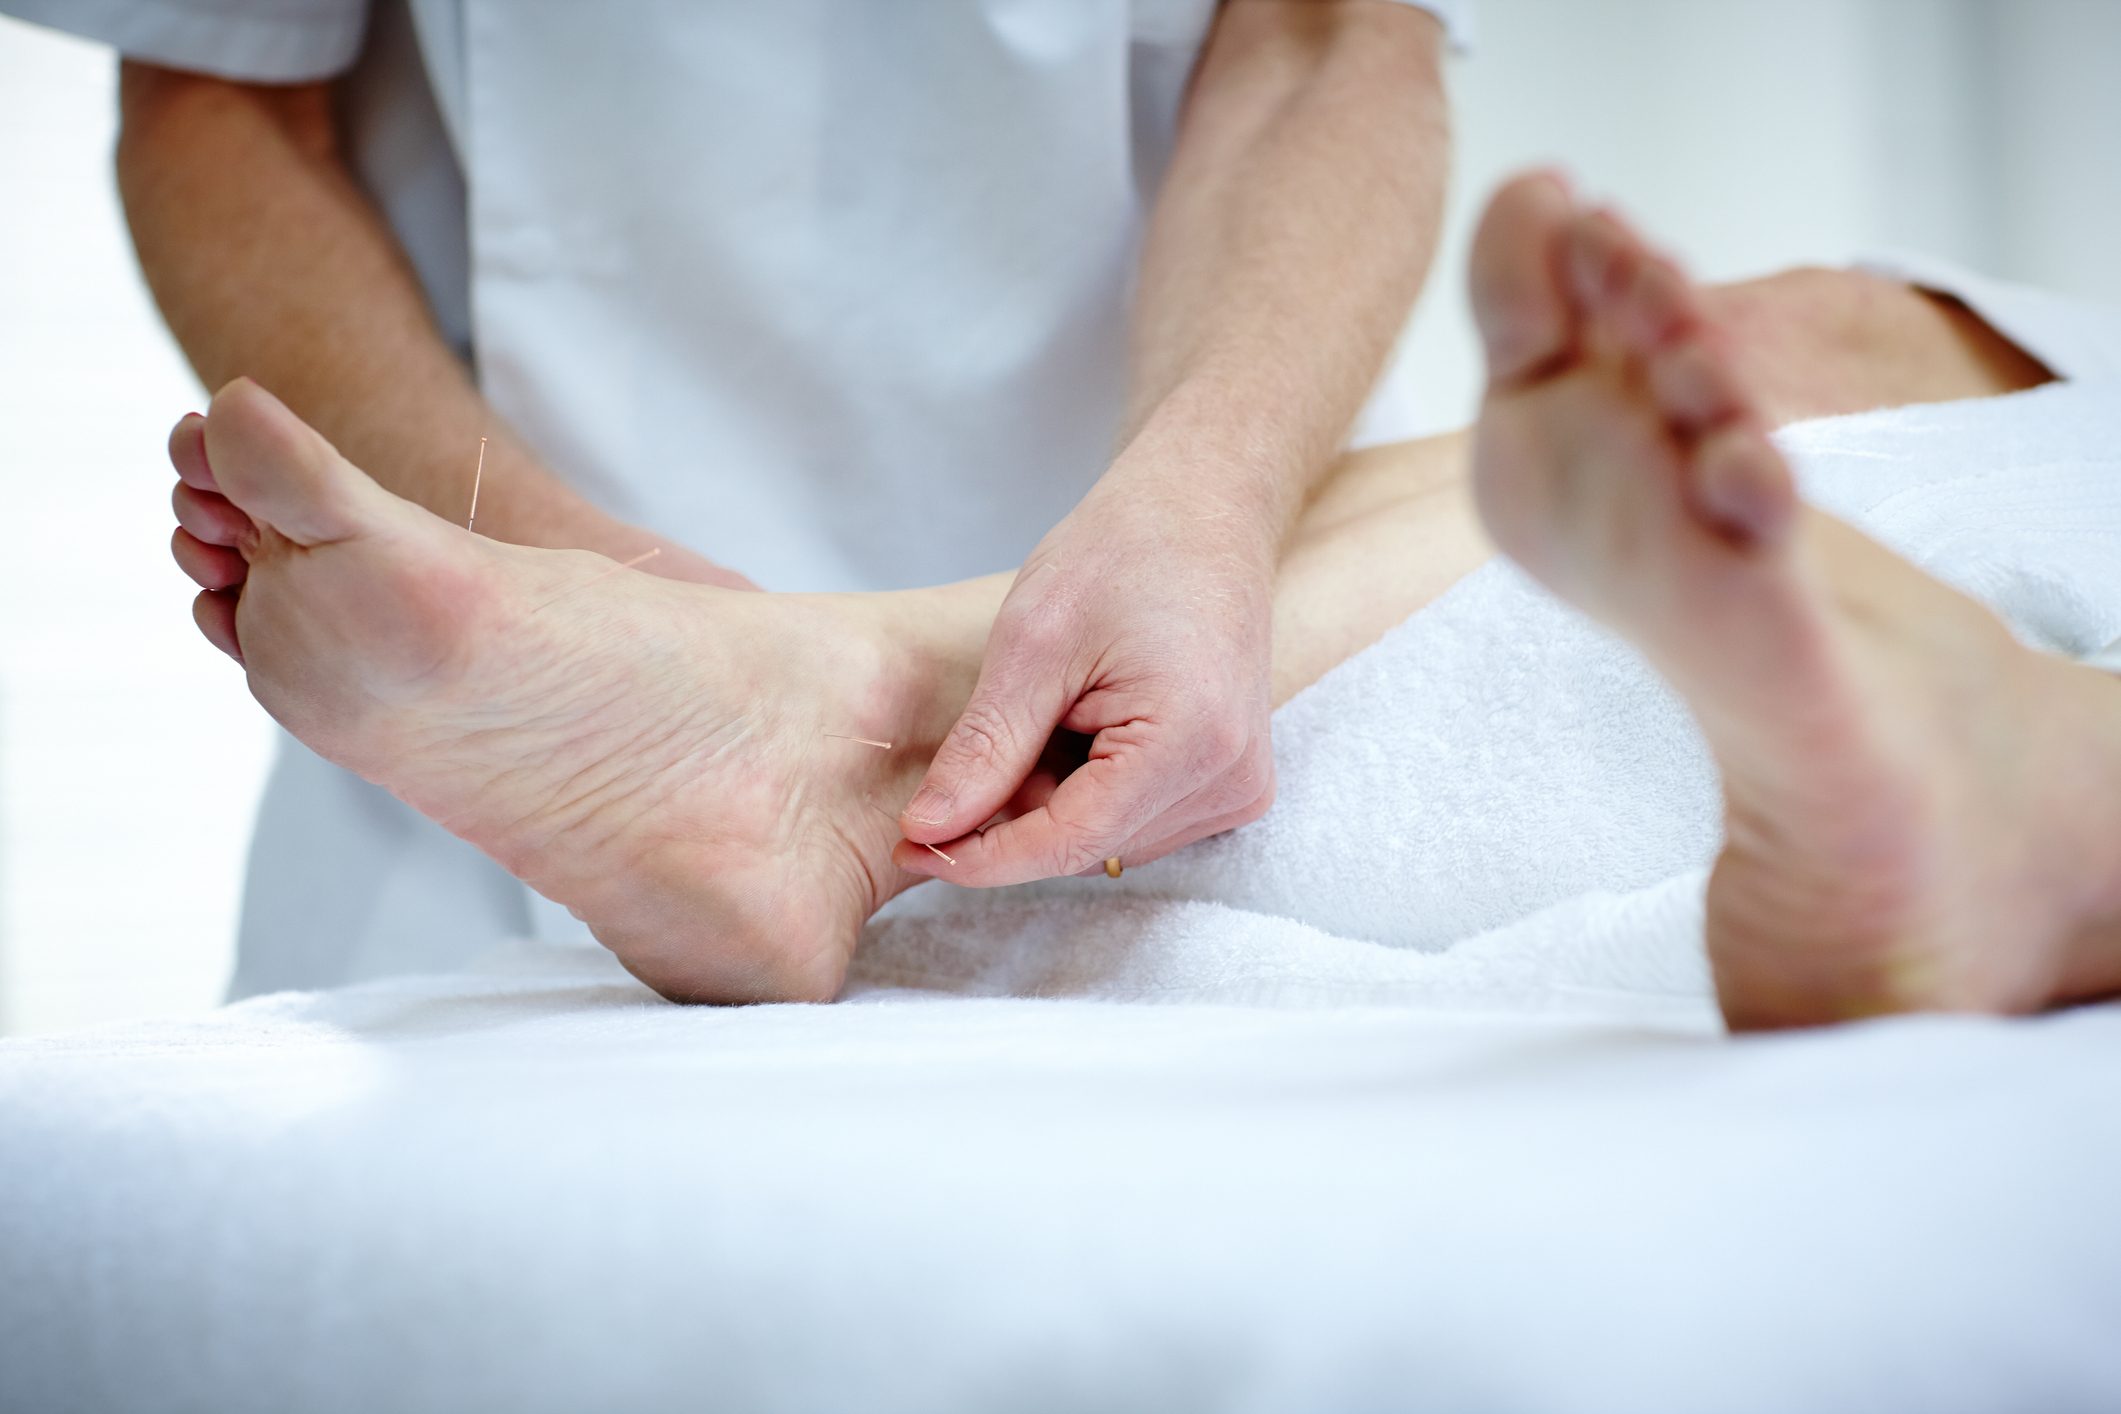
[5,947,2121,1414]
[7,275,2121,1412]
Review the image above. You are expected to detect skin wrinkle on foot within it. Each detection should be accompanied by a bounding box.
[471,437,660,617]
[477,434,932,881]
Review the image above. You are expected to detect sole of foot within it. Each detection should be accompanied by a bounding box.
[1466,170,2121,1030]
[177,378,980,1004]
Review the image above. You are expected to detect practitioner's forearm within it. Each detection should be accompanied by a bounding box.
[1117,0,1449,542]
[914,429,1484,714]
[115,64,629,556]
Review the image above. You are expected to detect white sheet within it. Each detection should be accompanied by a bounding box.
[3,947,2119,1414]
[7,274,2121,1411]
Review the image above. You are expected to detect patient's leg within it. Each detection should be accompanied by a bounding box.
[1701,265,2052,425]
[1467,171,2121,1028]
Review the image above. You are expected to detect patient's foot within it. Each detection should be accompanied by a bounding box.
[1468,171,2121,1028]
[171,380,994,1003]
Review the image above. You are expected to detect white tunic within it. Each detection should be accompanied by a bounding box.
[5,0,1465,991]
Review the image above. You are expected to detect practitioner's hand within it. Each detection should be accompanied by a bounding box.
[896,471,1277,884]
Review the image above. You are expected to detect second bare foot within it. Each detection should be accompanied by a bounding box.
[1468,172,2121,1028]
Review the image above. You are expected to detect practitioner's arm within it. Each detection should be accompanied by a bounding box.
[116,62,741,584]
[902,0,1449,881]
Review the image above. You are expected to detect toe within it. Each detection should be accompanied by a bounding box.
[173,480,256,548]
[1567,207,1644,312]
[192,588,243,663]
[203,378,393,548]
[172,525,249,591]
[1618,252,1701,356]
[1693,421,1797,548]
[1649,331,1752,434]
[1469,169,1581,385]
[169,412,216,491]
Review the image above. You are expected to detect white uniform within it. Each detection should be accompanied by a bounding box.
[6,0,1466,993]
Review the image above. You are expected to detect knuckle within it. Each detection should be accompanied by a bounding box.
[1038,804,1122,879]
[1001,591,1079,659]
[943,699,1017,770]
[1046,834,1107,879]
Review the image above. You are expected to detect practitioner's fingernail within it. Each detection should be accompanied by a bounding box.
[903,786,951,827]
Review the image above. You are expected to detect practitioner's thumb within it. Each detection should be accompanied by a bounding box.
[902,667,1062,844]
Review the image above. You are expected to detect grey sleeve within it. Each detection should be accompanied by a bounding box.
[0,0,371,81]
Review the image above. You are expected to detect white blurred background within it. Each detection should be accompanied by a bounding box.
[2,0,2117,1035]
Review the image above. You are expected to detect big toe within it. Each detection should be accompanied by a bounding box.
[203,378,392,547]
[1469,170,1580,386]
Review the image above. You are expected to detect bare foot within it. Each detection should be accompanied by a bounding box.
[170,379,994,1003]
[1467,171,2121,1029]
[169,416,756,595]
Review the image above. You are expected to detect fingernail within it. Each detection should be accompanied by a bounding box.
[903,786,952,827]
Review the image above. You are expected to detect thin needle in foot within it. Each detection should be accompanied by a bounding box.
[467,436,487,532]
[824,733,894,749]
[867,799,954,866]
[530,547,662,614]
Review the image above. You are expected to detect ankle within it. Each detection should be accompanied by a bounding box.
[861,581,997,745]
